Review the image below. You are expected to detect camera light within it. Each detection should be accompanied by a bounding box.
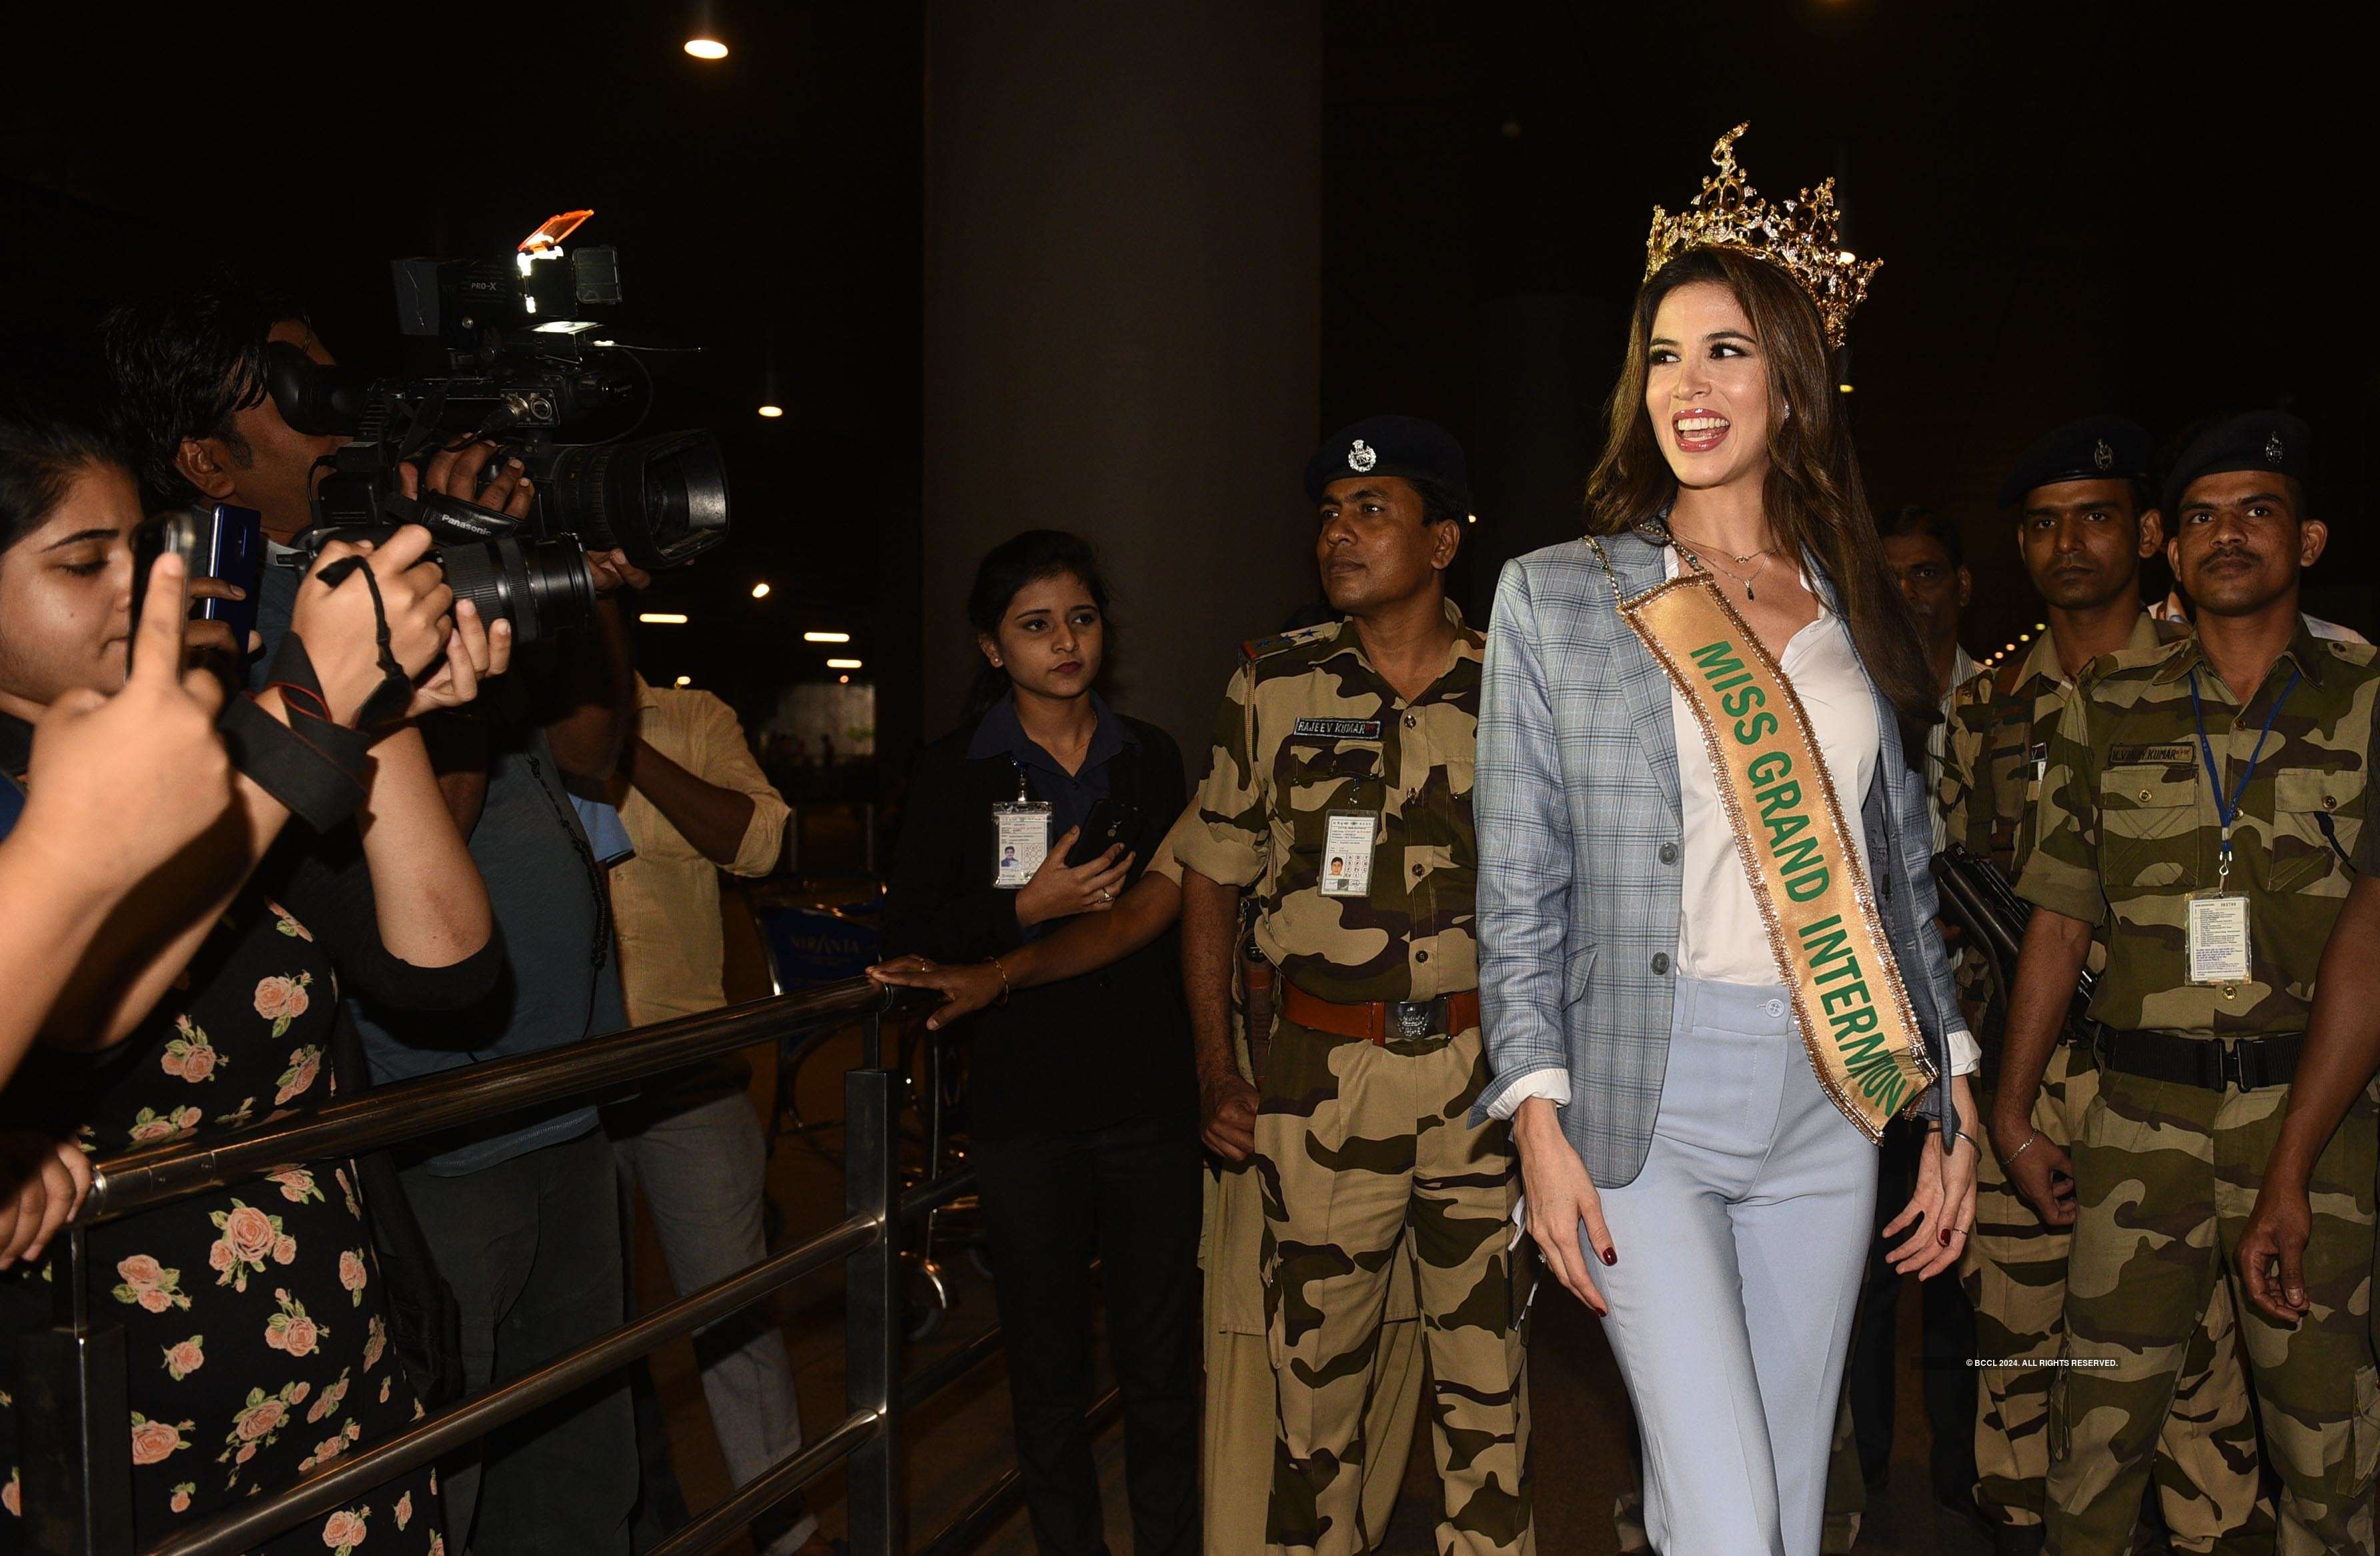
[756,404,784,419]
[803,630,850,644]
[640,612,690,625]
[751,582,772,600]
[674,675,692,688]
[685,36,728,59]
[826,658,862,670]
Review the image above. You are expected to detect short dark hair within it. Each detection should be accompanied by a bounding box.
[961,529,1118,724]
[1405,476,1468,530]
[0,392,130,558]
[1878,503,1962,570]
[100,279,310,508]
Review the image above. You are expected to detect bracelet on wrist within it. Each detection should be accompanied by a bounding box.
[989,956,1013,1006]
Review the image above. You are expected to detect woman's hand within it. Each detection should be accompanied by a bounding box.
[1015,826,1133,928]
[0,1136,93,1269]
[17,553,233,894]
[406,599,515,718]
[1886,1075,1982,1280]
[869,954,1005,1031]
[289,527,454,725]
[1514,1096,1614,1315]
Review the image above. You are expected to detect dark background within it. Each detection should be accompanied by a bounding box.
[3,1,2363,774]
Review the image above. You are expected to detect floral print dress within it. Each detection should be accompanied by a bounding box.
[0,896,444,1555]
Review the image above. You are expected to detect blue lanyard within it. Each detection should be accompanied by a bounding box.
[2187,662,2299,887]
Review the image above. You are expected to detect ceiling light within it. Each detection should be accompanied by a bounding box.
[751,582,771,599]
[838,674,849,685]
[826,658,862,670]
[803,630,850,644]
[1837,383,1854,394]
[640,612,689,625]
[2034,622,2048,631]
[673,675,692,688]
[2019,633,2032,642]
[756,404,783,419]
[684,37,728,59]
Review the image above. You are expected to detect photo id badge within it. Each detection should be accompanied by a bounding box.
[991,802,1053,890]
[2187,892,2252,985]
[1318,809,1379,898]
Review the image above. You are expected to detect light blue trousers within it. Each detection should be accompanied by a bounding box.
[1592,976,1878,1556]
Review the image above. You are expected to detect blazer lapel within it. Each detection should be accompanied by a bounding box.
[1603,530,1683,821]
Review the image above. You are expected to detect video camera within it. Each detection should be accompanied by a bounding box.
[269,212,730,643]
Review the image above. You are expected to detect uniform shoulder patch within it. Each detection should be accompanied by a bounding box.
[1239,620,1340,663]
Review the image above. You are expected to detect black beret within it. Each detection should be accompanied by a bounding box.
[2163,411,2313,517]
[1305,415,1471,510]
[1998,416,2153,508]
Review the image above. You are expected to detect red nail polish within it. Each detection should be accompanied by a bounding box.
[1602,1247,1618,1267]
[1938,1229,1951,1247]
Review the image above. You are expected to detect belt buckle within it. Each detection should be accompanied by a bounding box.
[1389,1000,1433,1042]
[2219,1042,2245,1092]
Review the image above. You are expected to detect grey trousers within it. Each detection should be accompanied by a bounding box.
[613,1092,820,1555]
[1592,976,1878,1556]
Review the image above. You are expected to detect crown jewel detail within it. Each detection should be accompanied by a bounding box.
[1644,123,1880,348]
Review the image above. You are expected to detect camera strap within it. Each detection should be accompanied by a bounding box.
[226,631,374,832]
[311,554,417,729]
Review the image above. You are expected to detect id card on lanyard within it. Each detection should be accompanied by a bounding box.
[2185,666,2297,986]
[1319,809,1378,898]
[991,762,1052,890]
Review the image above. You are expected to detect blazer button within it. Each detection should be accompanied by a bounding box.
[1658,842,1678,864]
[1651,952,1670,974]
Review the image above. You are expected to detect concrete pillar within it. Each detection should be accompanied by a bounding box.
[922,1,1323,758]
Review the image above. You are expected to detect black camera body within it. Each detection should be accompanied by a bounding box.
[273,215,729,644]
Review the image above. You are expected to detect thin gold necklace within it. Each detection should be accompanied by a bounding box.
[1676,541,1772,601]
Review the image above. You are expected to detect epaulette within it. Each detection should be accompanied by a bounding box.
[1240,620,1339,663]
[2151,615,2193,646]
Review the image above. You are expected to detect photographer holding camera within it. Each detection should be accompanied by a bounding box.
[106,281,652,1555]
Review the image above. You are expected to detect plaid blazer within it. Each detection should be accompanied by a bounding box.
[1472,527,1962,1187]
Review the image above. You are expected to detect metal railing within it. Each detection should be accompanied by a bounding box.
[17,978,1023,1556]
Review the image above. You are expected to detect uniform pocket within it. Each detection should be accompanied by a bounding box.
[2271,768,2363,894]
[1280,739,1387,852]
[2099,765,2198,889]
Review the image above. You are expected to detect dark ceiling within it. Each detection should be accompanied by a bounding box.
[1,1,2362,736]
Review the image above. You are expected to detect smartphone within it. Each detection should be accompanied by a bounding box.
[1065,798,1144,868]
[131,504,265,652]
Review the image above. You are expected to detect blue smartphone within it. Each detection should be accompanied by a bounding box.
[132,503,265,660]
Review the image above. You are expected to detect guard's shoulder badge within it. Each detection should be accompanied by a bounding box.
[1240,620,1339,662]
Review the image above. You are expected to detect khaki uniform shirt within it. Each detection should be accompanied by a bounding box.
[1169,605,1481,1004]
[2017,620,2380,1040]
[612,678,792,1027]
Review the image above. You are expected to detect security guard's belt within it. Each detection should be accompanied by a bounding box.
[1280,982,1481,1046]
[2097,1028,2303,1092]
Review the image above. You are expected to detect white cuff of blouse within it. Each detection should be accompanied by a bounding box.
[1488,1026,1978,1122]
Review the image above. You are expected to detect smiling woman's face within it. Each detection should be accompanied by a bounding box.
[0,460,142,721]
[1644,279,1775,495]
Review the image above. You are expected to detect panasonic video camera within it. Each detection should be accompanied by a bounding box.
[269,212,729,643]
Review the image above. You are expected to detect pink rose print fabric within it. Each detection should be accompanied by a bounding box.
[0,899,438,1550]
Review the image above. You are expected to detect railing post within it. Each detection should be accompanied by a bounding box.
[17,1225,132,1556]
[843,1063,904,1554]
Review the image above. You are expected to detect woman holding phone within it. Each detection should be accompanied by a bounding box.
[880,530,1199,1556]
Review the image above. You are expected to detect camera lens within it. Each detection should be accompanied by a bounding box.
[535,430,729,572]
[435,537,599,646]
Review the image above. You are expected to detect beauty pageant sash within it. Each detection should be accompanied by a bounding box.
[1602,542,1937,1140]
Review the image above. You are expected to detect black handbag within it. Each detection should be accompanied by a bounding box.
[326,1009,468,1408]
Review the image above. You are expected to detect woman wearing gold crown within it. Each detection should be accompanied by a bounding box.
[1470,125,1981,1555]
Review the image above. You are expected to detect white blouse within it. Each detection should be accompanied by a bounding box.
[1486,552,1976,1121]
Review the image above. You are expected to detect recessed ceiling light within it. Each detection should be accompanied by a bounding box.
[640,612,690,625]
[684,37,728,59]
[751,582,771,600]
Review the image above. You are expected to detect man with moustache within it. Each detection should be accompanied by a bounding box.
[1936,418,2266,1554]
[1173,416,1532,1555]
[1997,412,2380,1551]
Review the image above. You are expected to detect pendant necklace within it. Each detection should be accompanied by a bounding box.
[1678,542,1770,601]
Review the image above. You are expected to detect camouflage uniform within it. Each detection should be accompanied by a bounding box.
[2018,620,2380,1554]
[1172,606,1532,1556]
[1940,617,2271,1549]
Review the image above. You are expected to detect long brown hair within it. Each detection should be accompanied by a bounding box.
[1584,246,1937,756]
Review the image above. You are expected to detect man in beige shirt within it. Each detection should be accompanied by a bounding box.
[602,676,825,1555]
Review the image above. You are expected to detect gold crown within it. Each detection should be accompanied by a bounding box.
[1644,123,1880,348]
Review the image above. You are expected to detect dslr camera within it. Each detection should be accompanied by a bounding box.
[269,212,730,643]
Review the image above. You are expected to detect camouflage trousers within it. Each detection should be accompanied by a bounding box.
[1203,1156,1426,1554]
[1257,1018,1532,1555]
[1968,1044,2269,1547]
[2047,1069,2379,1556]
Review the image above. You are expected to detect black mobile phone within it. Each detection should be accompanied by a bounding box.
[131,504,265,652]
[1066,798,1144,867]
